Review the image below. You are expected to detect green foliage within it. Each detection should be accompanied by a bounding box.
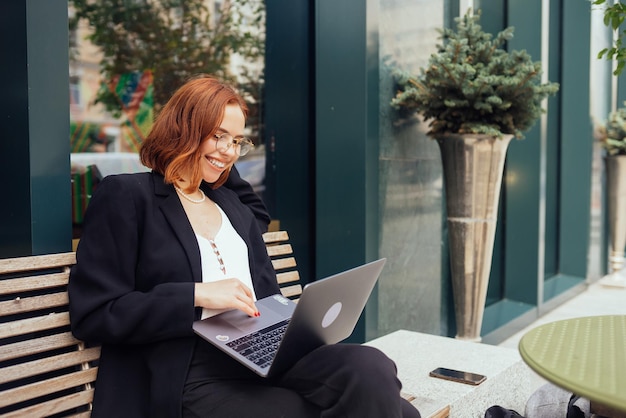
[70,121,114,152]
[69,0,265,120]
[598,105,626,155]
[594,0,626,75]
[390,10,559,139]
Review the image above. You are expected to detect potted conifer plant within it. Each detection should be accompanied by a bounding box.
[597,107,626,287]
[391,10,559,341]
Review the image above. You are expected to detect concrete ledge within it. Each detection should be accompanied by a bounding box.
[366,330,532,418]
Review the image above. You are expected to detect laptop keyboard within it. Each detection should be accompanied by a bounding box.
[226,319,290,369]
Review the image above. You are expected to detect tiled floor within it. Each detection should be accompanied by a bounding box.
[497,275,626,350]
[497,274,626,392]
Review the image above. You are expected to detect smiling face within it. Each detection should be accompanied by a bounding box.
[140,76,250,190]
[199,103,246,184]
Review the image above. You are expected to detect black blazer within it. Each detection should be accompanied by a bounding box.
[68,171,280,418]
[225,165,271,232]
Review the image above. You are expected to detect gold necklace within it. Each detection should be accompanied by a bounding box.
[174,186,206,204]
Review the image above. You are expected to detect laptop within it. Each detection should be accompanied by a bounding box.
[192,258,386,378]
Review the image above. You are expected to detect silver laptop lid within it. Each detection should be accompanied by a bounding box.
[268,258,387,376]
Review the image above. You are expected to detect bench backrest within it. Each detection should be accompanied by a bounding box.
[0,231,301,417]
[262,230,302,301]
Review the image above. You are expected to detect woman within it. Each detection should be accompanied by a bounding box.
[68,75,420,418]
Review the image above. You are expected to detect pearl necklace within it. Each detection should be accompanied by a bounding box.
[174,186,206,204]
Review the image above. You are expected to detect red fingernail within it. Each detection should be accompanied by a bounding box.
[255,311,261,317]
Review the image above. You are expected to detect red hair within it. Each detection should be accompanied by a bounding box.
[140,75,248,190]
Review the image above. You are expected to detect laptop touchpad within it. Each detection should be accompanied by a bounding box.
[221,305,285,333]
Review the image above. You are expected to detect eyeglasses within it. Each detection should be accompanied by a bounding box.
[212,133,255,156]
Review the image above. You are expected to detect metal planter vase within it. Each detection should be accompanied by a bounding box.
[606,155,626,274]
[436,133,513,342]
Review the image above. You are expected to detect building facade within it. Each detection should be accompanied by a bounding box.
[0,0,616,344]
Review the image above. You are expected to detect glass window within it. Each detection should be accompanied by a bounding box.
[68,0,266,241]
[377,0,445,336]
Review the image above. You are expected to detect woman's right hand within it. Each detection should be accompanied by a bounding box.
[194,279,259,317]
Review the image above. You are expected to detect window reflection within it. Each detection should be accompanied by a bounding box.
[376,0,445,337]
[68,0,266,240]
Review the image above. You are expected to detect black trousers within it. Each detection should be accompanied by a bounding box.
[183,343,421,418]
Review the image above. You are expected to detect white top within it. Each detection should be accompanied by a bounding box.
[197,204,256,319]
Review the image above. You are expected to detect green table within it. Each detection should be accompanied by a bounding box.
[519,315,626,414]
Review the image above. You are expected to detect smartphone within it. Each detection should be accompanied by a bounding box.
[429,367,486,385]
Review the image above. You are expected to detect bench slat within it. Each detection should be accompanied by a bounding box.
[0,367,98,409]
[0,331,80,362]
[0,292,69,316]
[0,388,94,418]
[276,271,300,285]
[266,243,293,257]
[262,231,288,244]
[0,271,69,295]
[280,284,303,298]
[0,312,70,339]
[0,346,101,385]
[271,257,297,271]
[0,252,76,275]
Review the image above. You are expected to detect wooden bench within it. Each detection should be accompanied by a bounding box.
[262,230,303,301]
[0,230,301,417]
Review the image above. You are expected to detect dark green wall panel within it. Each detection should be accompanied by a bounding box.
[27,0,72,255]
[264,0,314,284]
[0,0,71,257]
[543,0,562,278]
[0,1,31,257]
[315,0,369,275]
[315,0,379,342]
[558,0,592,278]
[503,0,543,305]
